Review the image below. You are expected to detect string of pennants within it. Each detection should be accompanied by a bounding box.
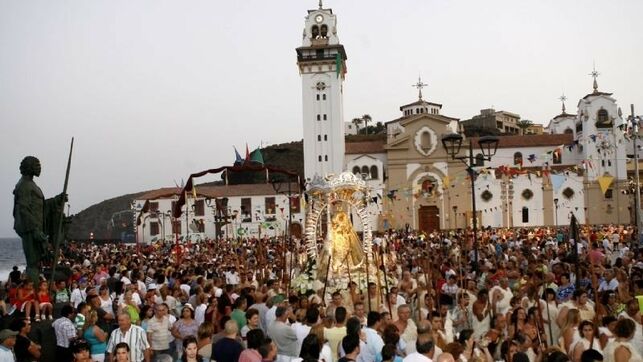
[384,134,625,203]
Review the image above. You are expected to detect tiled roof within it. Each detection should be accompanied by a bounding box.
[138,183,297,200]
[345,140,386,154]
[399,99,442,110]
[470,133,574,149]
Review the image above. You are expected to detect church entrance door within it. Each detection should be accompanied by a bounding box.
[418,206,440,233]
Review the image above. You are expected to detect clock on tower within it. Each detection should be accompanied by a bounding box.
[296,1,347,182]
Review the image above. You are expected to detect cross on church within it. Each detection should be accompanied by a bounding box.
[412,76,428,100]
[589,65,600,92]
[559,94,567,113]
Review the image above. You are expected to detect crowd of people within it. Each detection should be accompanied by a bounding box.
[1,224,642,362]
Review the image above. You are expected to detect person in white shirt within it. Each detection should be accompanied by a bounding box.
[598,269,619,292]
[402,333,434,362]
[363,312,384,362]
[292,307,317,354]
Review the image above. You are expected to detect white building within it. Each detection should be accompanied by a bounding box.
[133,184,305,244]
[297,2,347,182]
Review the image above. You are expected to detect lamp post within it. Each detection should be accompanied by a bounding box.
[553,198,559,229]
[442,133,499,271]
[628,105,642,250]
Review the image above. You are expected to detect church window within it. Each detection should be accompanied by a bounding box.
[323,94,326,100]
[608,160,611,167]
[522,207,529,223]
[315,49,324,59]
[475,153,485,166]
[361,166,369,177]
[324,135,327,141]
[316,94,320,101]
[317,135,321,141]
[325,155,328,161]
[370,165,378,180]
[323,114,327,120]
[311,25,320,39]
[320,24,328,38]
[481,190,493,202]
[605,189,613,199]
[514,152,523,165]
[317,114,321,121]
[565,128,573,135]
[150,222,159,236]
[318,155,322,162]
[194,199,205,216]
[562,187,575,199]
[596,109,611,128]
[352,166,361,175]
[602,160,605,167]
[420,132,432,152]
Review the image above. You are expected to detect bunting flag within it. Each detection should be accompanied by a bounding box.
[527,154,536,163]
[245,143,251,162]
[233,146,243,165]
[597,175,614,195]
[551,174,565,193]
[335,53,343,78]
[250,148,264,164]
[442,176,450,188]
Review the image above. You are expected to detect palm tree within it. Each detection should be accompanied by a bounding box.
[351,118,362,134]
[361,114,372,135]
[517,119,534,135]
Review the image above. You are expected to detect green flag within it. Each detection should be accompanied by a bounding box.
[250,148,264,164]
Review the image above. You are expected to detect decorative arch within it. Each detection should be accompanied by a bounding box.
[414,126,438,157]
[311,25,320,38]
[352,166,361,175]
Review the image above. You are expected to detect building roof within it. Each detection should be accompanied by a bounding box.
[345,140,386,154]
[399,99,442,110]
[581,91,613,100]
[470,133,573,149]
[138,183,297,201]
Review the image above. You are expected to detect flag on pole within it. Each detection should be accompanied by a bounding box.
[250,148,264,164]
[233,146,243,165]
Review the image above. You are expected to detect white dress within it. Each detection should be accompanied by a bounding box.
[540,300,560,348]
[570,338,603,358]
[471,304,491,340]
[602,340,643,362]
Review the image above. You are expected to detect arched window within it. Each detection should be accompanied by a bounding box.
[596,109,611,128]
[564,128,573,135]
[317,135,321,141]
[370,165,378,180]
[318,155,322,162]
[320,24,328,38]
[311,25,319,39]
[352,166,361,175]
[513,152,523,166]
[421,179,435,194]
[475,153,485,166]
[324,155,328,161]
[522,207,529,223]
[361,166,369,177]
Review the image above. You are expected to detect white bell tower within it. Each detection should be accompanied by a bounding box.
[297,1,347,182]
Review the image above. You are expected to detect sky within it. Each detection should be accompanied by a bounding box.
[1,0,642,237]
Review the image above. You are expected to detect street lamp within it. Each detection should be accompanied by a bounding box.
[628,105,642,250]
[442,133,499,270]
[553,198,559,229]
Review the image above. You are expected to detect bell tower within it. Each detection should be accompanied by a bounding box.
[297,1,347,182]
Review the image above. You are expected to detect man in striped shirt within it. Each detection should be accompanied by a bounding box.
[106,313,151,362]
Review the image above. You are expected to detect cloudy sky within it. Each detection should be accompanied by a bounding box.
[1,0,642,237]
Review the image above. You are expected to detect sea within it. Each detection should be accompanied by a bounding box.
[0,238,26,282]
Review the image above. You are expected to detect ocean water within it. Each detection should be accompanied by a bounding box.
[0,238,26,282]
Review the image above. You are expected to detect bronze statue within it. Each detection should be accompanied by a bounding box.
[13,156,66,284]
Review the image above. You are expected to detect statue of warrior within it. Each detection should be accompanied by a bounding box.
[13,156,66,284]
